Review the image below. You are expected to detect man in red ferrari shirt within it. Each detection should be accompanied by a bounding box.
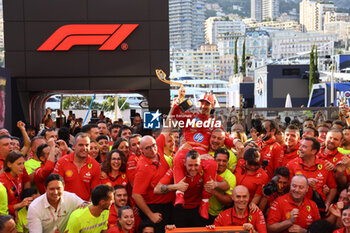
[154,150,228,227]
[108,185,128,227]
[267,175,321,233]
[282,125,300,167]
[108,184,139,230]
[234,148,269,205]
[213,185,267,233]
[132,136,173,233]
[317,128,344,170]
[286,137,337,212]
[0,135,13,171]
[126,134,142,186]
[257,120,283,178]
[53,132,101,201]
[33,140,56,194]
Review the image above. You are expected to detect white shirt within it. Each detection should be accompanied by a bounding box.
[27,191,84,233]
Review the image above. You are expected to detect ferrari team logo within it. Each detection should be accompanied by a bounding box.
[65,170,73,177]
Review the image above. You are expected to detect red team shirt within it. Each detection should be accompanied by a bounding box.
[234,159,269,201]
[159,168,223,209]
[0,172,29,214]
[107,227,132,233]
[132,154,174,204]
[126,151,141,185]
[214,207,267,233]
[100,172,128,188]
[282,142,300,167]
[317,147,344,166]
[172,104,220,152]
[286,157,337,201]
[267,193,321,232]
[257,138,283,178]
[333,228,346,233]
[53,152,101,201]
[34,160,55,194]
[0,157,4,171]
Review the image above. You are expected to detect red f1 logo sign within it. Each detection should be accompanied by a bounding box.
[37,24,139,51]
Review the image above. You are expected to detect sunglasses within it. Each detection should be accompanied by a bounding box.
[11,186,19,198]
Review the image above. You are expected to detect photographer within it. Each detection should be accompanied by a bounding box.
[259,167,290,215]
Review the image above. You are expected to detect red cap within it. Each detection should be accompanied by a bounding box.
[199,93,214,105]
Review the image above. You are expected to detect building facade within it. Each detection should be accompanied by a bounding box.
[246,20,301,31]
[169,0,206,49]
[271,30,337,59]
[170,45,221,80]
[205,17,246,45]
[300,0,336,31]
[251,0,279,22]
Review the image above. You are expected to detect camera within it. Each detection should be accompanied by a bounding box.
[263,175,280,196]
[261,159,269,170]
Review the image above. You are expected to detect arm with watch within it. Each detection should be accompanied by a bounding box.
[339,102,350,126]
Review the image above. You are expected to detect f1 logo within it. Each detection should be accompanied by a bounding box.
[37,24,139,51]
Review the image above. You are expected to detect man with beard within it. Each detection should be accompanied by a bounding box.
[132,136,173,233]
[286,137,337,212]
[267,175,320,233]
[110,125,122,144]
[212,185,267,233]
[154,150,228,227]
[126,134,142,185]
[282,125,301,167]
[97,135,110,163]
[332,127,350,187]
[208,129,237,173]
[108,185,129,227]
[53,133,101,201]
[65,184,114,233]
[318,128,344,169]
[338,127,350,156]
[257,120,283,178]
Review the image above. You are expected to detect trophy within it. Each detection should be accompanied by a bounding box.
[155,69,193,112]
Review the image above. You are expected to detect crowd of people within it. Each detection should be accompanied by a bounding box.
[1,88,350,233]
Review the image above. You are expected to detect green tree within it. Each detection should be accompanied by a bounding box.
[101,96,129,111]
[234,37,238,74]
[315,46,318,72]
[242,39,246,76]
[118,98,130,110]
[62,96,102,110]
[309,45,317,93]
